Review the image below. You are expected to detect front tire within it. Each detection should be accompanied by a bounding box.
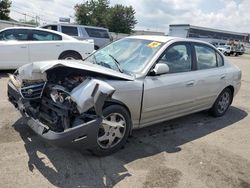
[210,88,233,117]
[91,105,132,156]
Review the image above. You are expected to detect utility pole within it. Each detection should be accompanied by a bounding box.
[35,16,40,25]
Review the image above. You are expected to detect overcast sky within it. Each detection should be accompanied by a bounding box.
[10,0,250,33]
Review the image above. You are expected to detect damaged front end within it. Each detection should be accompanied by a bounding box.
[8,63,116,149]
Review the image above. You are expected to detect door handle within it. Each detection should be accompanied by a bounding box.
[20,46,27,48]
[220,74,226,80]
[56,44,61,47]
[186,80,195,86]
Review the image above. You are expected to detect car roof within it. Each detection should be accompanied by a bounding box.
[126,35,220,51]
[40,23,109,31]
[0,27,76,40]
[127,35,175,43]
[127,35,213,44]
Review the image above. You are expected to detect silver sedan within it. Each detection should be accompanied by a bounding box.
[8,35,241,155]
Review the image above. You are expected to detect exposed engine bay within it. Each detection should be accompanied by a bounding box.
[46,67,89,91]
[9,66,116,133]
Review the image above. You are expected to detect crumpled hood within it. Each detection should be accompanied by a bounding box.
[17,60,134,81]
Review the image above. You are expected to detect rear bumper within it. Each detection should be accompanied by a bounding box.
[8,80,101,149]
[234,81,241,97]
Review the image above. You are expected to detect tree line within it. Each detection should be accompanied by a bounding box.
[0,0,11,20]
[74,0,137,34]
[0,0,137,34]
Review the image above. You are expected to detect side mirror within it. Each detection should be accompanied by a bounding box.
[151,63,169,76]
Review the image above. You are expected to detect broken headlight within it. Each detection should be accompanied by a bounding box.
[9,74,22,88]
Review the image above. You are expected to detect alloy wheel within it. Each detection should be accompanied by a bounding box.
[217,91,230,114]
[97,113,126,149]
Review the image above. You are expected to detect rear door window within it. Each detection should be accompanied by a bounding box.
[30,30,62,41]
[194,44,217,70]
[61,26,78,36]
[85,28,109,38]
[216,52,224,67]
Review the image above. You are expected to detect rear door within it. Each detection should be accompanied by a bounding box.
[190,43,226,110]
[60,25,80,39]
[84,27,111,48]
[28,30,63,62]
[0,29,29,69]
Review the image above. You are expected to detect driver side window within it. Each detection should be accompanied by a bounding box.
[0,29,16,40]
[158,43,192,73]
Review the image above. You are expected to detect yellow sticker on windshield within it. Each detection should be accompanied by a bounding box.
[147,41,161,48]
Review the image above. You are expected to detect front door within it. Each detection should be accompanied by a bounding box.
[141,42,196,126]
[0,29,29,69]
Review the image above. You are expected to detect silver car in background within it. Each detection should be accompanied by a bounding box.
[40,23,112,50]
[7,36,241,155]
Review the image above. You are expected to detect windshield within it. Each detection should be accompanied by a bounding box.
[86,38,163,74]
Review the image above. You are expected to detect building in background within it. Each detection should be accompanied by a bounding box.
[169,24,249,45]
[110,30,165,41]
[134,30,165,36]
[0,19,34,30]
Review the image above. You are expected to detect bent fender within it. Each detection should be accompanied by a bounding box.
[70,78,115,115]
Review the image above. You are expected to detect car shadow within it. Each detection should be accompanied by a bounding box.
[12,106,248,187]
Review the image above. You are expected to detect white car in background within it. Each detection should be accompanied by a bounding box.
[217,45,232,56]
[0,27,94,70]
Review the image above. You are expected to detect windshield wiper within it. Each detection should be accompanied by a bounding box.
[108,54,123,73]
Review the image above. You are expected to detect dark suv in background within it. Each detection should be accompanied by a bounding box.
[40,23,112,50]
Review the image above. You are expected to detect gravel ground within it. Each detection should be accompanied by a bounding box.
[0,55,249,188]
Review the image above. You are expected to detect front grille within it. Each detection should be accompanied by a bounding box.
[20,82,46,99]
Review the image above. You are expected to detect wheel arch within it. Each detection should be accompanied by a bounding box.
[103,99,131,118]
[225,85,234,104]
[215,85,234,106]
[103,99,133,134]
[226,85,234,95]
[58,50,82,59]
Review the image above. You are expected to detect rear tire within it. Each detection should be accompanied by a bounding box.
[209,88,233,117]
[90,105,131,156]
[59,51,82,60]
